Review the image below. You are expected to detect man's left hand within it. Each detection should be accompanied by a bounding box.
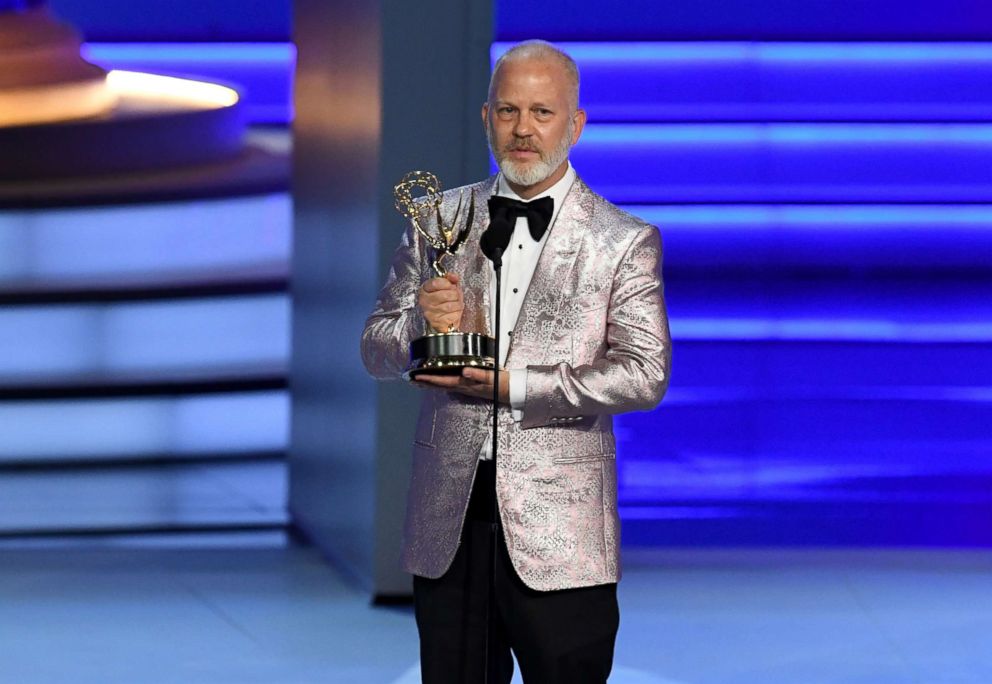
[414,367,510,404]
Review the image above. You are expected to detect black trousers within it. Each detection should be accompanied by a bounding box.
[413,460,619,684]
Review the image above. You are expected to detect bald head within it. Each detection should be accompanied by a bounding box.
[488,40,580,113]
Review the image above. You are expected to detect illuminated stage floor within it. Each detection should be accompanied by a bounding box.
[1,536,990,684]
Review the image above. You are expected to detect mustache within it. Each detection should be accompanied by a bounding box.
[504,139,542,153]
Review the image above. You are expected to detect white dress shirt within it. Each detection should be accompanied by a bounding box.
[479,162,577,460]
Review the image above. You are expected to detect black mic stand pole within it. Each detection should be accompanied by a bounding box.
[483,245,503,684]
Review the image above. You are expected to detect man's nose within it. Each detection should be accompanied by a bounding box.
[512,112,534,137]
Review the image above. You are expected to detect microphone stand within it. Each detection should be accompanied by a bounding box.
[483,245,503,684]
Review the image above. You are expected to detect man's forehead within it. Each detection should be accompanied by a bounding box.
[494,57,568,85]
[492,61,570,98]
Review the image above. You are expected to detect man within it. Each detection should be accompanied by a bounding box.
[362,40,670,683]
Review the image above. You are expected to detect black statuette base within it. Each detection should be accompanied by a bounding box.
[404,331,496,380]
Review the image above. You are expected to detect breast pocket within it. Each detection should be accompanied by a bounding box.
[412,406,437,448]
[552,452,613,465]
[548,426,615,464]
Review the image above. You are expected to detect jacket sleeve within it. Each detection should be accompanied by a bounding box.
[360,219,427,381]
[521,224,671,428]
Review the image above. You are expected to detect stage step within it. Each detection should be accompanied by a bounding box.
[0,294,288,381]
[0,390,287,464]
[0,460,288,536]
[0,192,290,289]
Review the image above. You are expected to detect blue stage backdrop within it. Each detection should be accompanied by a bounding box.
[48,0,290,41]
[17,0,992,547]
[495,0,992,547]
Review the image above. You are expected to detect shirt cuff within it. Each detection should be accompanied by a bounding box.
[509,367,527,422]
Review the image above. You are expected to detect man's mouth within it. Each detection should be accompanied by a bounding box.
[507,146,540,160]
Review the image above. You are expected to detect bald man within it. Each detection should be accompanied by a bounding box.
[362,40,671,684]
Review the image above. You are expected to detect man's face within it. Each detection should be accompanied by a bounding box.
[483,57,586,198]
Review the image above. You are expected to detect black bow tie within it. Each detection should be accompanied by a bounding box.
[487,195,554,242]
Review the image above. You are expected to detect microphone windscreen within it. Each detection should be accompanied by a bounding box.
[481,198,514,262]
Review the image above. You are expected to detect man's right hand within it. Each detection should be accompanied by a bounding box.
[419,273,464,332]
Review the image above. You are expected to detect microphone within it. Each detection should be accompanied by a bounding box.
[481,199,514,268]
[479,197,510,684]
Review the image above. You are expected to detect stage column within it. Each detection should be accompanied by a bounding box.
[290,0,492,596]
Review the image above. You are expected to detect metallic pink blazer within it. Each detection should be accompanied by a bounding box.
[362,174,671,591]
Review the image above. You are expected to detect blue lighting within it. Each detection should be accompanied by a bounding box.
[763,43,992,62]
[0,392,289,462]
[1,1,42,10]
[0,194,290,284]
[643,386,992,404]
[671,318,992,343]
[622,204,992,271]
[82,42,296,64]
[567,122,992,203]
[580,123,992,145]
[493,42,754,62]
[623,205,992,227]
[493,41,992,63]
[493,41,992,124]
[0,295,289,379]
[618,506,738,520]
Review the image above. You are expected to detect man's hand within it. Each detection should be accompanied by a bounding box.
[419,273,464,332]
[415,367,510,404]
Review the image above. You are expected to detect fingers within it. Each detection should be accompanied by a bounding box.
[463,369,509,405]
[415,372,487,389]
[461,367,492,383]
[419,275,464,331]
[414,372,489,399]
[422,290,461,306]
[422,276,459,293]
[414,369,509,404]
[413,374,465,388]
[419,279,463,308]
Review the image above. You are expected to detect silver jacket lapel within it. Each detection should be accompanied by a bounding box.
[505,178,590,367]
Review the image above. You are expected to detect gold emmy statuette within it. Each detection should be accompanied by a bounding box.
[393,171,496,380]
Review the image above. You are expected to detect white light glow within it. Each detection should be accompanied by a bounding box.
[0,295,289,378]
[107,70,240,108]
[0,392,289,461]
[0,78,116,127]
[0,194,290,283]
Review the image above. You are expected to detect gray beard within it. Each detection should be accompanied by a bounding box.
[488,119,574,189]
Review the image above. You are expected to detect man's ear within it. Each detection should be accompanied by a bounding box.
[481,102,490,130]
[571,108,588,145]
